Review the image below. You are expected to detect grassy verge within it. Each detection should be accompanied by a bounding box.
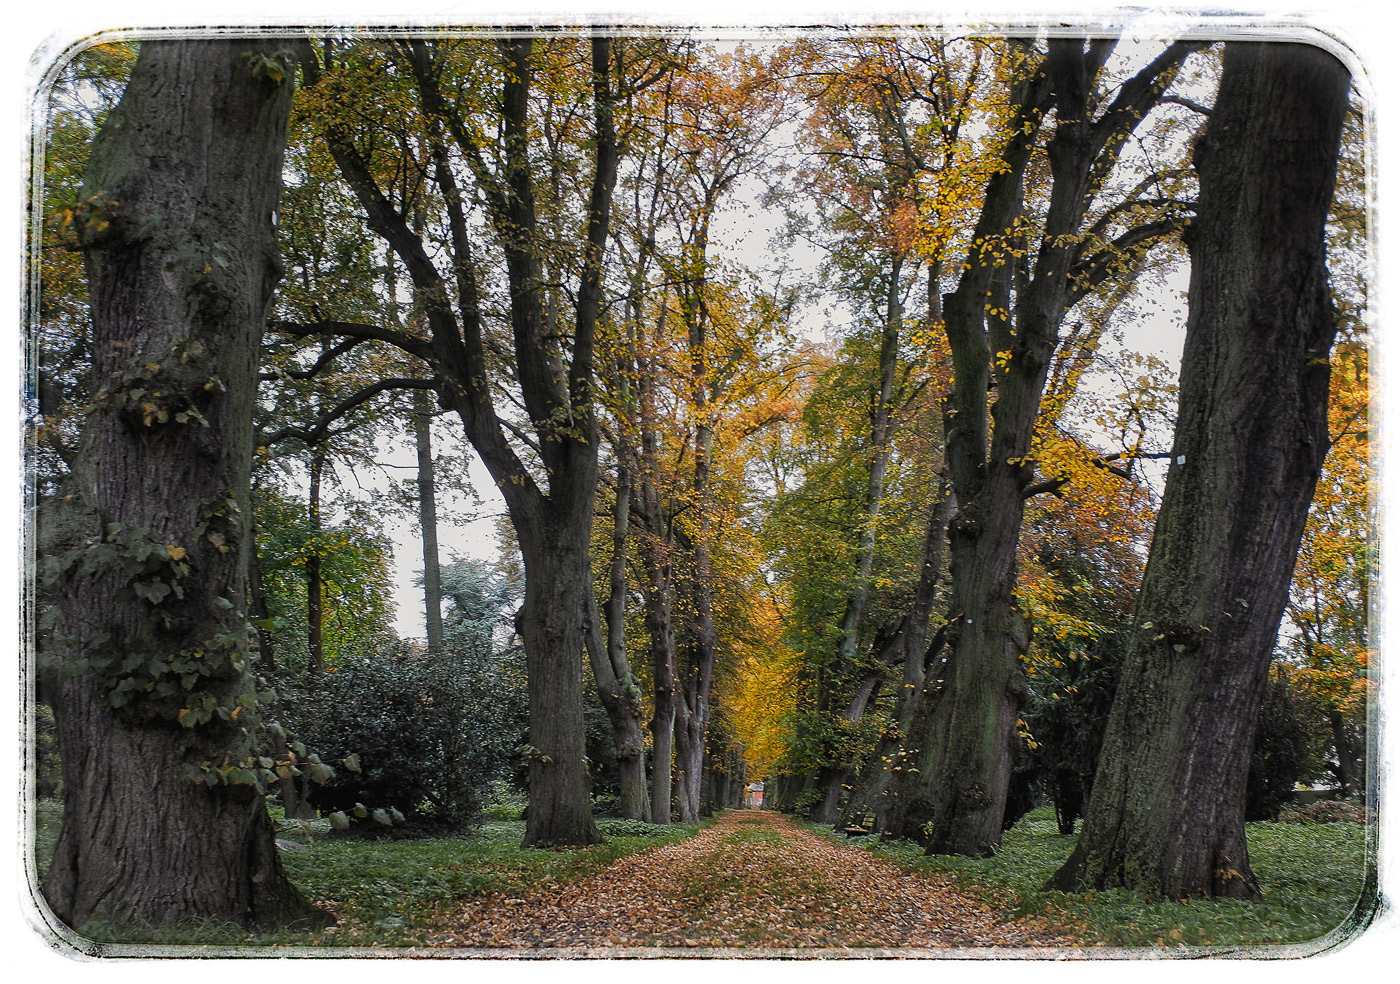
[30,799,701,949]
[823,806,1373,953]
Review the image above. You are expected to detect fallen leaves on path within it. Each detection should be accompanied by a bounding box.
[429,810,1082,954]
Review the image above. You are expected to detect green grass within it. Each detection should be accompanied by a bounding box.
[31,798,1374,954]
[30,799,701,950]
[826,806,1374,953]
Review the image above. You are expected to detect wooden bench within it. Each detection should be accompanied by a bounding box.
[839,811,877,837]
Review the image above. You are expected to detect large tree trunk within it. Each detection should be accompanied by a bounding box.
[40,40,316,933]
[515,500,604,847]
[1048,41,1349,900]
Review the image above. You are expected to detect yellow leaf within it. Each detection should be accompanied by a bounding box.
[166,545,187,561]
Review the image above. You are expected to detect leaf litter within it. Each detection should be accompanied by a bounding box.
[429,810,1082,953]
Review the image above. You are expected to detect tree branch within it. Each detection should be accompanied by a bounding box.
[260,377,437,447]
[268,318,434,363]
[1067,217,1184,307]
[258,336,366,382]
[1161,94,1212,116]
[1021,449,1177,499]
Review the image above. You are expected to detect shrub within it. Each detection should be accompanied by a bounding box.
[273,636,528,834]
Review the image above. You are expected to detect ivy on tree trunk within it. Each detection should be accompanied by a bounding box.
[40,39,318,933]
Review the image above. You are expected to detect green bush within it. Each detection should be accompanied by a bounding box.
[273,637,527,834]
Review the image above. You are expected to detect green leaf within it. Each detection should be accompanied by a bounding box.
[329,811,350,830]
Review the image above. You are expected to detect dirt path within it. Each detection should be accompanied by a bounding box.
[429,810,1081,953]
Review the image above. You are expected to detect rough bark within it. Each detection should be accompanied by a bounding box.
[1048,40,1349,899]
[40,40,316,933]
[514,500,603,846]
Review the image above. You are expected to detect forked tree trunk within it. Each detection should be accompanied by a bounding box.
[1049,41,1349,900]
[890,39,1203,855]
[41,40,316,933]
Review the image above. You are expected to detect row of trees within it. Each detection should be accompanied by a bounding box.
[30,29,1363,932]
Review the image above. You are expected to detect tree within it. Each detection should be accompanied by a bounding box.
[38,40,319,932]
[252,486,396,669]
[414,387,446,652]
[778,37,955,823]
[288,37,670,846]
[1049,40,1351,900]
[888,37,1205,854]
